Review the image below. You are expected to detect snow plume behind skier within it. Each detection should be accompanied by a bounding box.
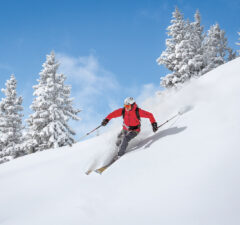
[101,97,158,158]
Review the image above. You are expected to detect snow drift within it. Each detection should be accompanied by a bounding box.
[0,58,240,225]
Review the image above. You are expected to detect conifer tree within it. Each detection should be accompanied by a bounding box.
[0,75,24,162]
[157,7,187,88]
[157,8,236,89]
[171,10,205,84]
[157,7,186,70]
[157,9,206,88]
[26,51,80,152]
[203,23,235,74]
[187,10,205,77]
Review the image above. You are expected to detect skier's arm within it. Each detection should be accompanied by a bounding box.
[106,108,123,121]
[101,108,123,126]
[139,109,158,132]
[139,109,156,124]
[102,108,122,126]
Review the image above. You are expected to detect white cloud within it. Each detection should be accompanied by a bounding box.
[57,53,119,101]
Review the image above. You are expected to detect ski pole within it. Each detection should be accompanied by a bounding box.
[79,125,102,141]
[157,112,181,129]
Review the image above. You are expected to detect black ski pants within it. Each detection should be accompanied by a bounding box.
[116,129,138,156]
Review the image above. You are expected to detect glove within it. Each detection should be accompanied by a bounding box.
[152,122,158,132]
[101,118,109,126]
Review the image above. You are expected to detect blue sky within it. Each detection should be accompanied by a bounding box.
[0,0,239,138]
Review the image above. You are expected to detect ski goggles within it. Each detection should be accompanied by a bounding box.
[124,104,132,109]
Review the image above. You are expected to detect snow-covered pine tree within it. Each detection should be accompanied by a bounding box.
[26,51,80,152]
[157,9,205,88]
[202,23,235,74]
[187,10,205,77]
[0,75,24,163]
[157,7,187,88]
[158,9,236,89]
[172,10,205,84]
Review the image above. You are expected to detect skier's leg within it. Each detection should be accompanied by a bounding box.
[116,129,125,147]
[118,131,138,157]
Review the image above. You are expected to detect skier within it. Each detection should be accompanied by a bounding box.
[101,97,158,158]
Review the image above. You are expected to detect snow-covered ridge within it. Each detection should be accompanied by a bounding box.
[0,58,240,225]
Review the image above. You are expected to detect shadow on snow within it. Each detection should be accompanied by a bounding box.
[128,126,187,153]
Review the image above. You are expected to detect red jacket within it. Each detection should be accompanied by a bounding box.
[106,103,156,132]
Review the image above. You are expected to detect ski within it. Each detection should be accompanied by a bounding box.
[85,169,93,175]
[95,156,119,174]
[85,156,119,175]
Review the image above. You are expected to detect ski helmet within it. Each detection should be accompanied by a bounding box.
[124,97,135,105]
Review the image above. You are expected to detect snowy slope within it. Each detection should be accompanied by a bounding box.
[0,58,240,225]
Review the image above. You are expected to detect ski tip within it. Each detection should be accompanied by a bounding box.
[85,170,92,175]
[95,170,103,175]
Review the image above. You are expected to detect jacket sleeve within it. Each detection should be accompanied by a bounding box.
[139,108,156,124]
[106,108,123,121]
